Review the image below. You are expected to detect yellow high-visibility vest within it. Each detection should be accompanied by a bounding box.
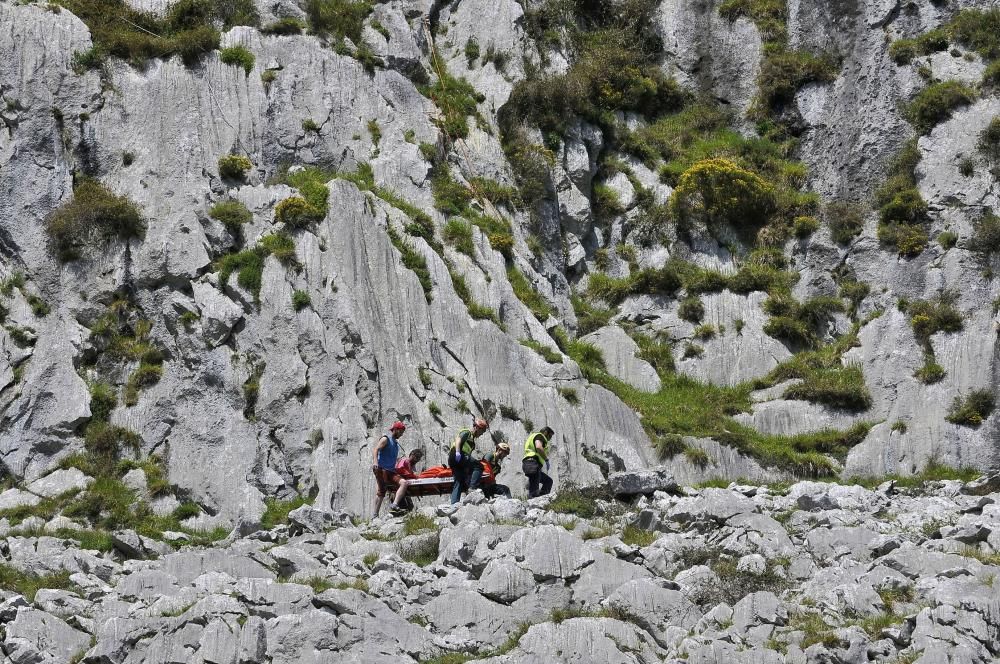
[523,432,549,464]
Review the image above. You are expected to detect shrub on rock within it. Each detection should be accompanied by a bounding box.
[275,196,323,228]
[209,199,252,231]
[903,80,975,134]
[218,154,253,180]
[946,389,995,426]
[671,158,776,239]
[46,177,146,261]
[220,45,255,74]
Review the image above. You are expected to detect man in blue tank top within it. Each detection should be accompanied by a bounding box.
[372,421,410,517]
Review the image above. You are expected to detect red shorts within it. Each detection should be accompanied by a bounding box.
[373,467,397,497]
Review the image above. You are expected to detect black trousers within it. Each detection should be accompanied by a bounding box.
[449,449,472,504]
[522,457,552,498]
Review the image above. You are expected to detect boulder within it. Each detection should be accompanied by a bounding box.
[961,473,1000,497]
[26,468,93,498]
[609,467,678,497]
[0,488,40,511]
[287,505,351,535]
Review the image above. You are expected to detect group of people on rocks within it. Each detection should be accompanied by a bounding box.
[370,418,555,517]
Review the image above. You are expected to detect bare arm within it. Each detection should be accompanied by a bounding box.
[373,436,387,468]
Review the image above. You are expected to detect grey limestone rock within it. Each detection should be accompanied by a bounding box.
[609,467,678,497]
[581,326,661,393]
[0,489,40,511]
[3,608,91,662]
[25,468,93,499]
[668,488,757,525]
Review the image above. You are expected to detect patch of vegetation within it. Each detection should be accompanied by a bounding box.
[262,17,305,35]
[63,0,258,70]
[937,231,958,250]
[399,533,439,567]
[792,215,819,239]
[825,200,865,245]
[838,280,869,317]
[751,49,838,119]
[219,45,254,74]
[275,196,324,228]
[470,177,519,209]
[277,166,335,215]
[450,270,501,327]
[971,213,1000,255]
[124,361,163,406]
[46,177,146,261]
[218,154,253,180]
[783,364,872,411]
[692,324,716,340]
[261,495,309,530]
[684,445,710,467]
[305,0,372,43]
[520,339,563,364]
[464,37,480,66]
[0,565,73,602]
[902,292,963,348]
[875,140,929,257]
[548,485,599,519]
[619,523,656,547]
[217,234,297,301]
[291,289,311,311]
[587,263,683,305]
[402,513,436,536]
[690,555,791,607]
[567,332,873,475]
[762,293,844,348]
[508,267,553,321]
[889,28,949,64]
[209,199,252,232]
[946,389,995,426]
[172,501,201,521]
[420,58,484,140]
[384,226,431,302]
[979,117,1000,163]
[671,158,776,241]
[903,80,976,134]
[914,355,946,384]
[442,219,474,255]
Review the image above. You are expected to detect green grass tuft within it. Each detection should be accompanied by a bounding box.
[219,45,254,74]
[903,80,976,134]
[261,495,309,530]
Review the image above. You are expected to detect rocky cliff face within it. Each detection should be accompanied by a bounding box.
[0,0,998,530]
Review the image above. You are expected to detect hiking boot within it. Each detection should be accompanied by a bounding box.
[389,505,406,516]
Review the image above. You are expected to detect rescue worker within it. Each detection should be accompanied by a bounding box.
[371,421,410,517]
[449,418,489,504]
[522,426,554,498]
[471,441,512,499]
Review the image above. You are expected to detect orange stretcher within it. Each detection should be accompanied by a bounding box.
[387,460,495,498]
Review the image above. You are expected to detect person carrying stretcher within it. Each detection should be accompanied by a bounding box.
[448,418,489,504]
